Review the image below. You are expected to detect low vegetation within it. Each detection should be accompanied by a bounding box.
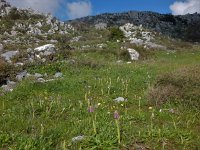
[148,65,200,108]
[0,12,200,148]
[1,46,200,149]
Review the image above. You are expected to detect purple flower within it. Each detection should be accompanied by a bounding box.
[88,106,94,113]
[114,110,120,119]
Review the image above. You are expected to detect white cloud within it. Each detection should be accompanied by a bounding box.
[66,1,92,19]
[7,0,63,14]
[170,0,200,15]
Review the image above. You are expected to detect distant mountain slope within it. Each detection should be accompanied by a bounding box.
[68,11,200,42]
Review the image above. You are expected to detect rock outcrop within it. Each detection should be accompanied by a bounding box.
[0,0,11,17]
[68,11,200,42]
[127,48,140,61]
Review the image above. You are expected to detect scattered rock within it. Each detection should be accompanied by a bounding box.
[34,73,43,78]
[145,42,167,50]
[97,43,107,49]
[37,78,45,82]
[127,48,140,61]
[54,72,63,78]
[1,51,19,63]
[1,80,16,92]
[95,23,107,29]
[14,62,24,67]
[16,71,27,81]
[34,44,56,57]
[114,97,127,102]
[0,43,3,52]
[72,135,85,142]
[130,38,144,45]
[34,44,55,52]
[70,36,82,42]
[35,22,42,28]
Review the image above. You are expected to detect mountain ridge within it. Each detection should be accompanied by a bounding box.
[67,11,200,42]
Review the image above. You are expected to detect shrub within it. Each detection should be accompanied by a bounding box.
[0,59,8,85]
[148,65,200,108]
[119,49,131,61]
[109,27,124,41]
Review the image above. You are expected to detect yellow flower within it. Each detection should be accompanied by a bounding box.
[121,104,124,107]
[98,103,101,106]
[148,107,153,110]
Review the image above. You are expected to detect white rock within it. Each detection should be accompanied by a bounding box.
[14,62,24,66]
[34,44,55,52]
[114,97,127,102]
[0,44,3,52]
[1,51,19,63]
[34,73,43,78]
[72,136,85,142]
[16,71,27,81]
[11,30,17,36]
[37,78,46,82]
[130,38,144,45]
[145,42,166,50]
[50,40,58,43]
[35,22,42,28]
[54,72,63,78]
[127,48,140,61]
[95,23,107,29]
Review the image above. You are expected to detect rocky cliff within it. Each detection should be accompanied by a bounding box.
[68,11,200,42]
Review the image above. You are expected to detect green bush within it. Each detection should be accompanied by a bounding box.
[109,27,124,41]
[0,59,11,85]
[148,65,200,108]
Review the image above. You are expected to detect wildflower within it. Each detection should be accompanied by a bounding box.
[114,110,120,120]
[88,106,96,134]
[88,106,94,113]
[148,106,153,110]
[114,110,121,144]
[97,103,101,106]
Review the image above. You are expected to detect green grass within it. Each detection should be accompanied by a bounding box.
[1,39,200,149]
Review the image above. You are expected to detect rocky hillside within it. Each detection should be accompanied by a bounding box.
[0,0,76,91]
[68,11,200,42]
[0,0,198,93]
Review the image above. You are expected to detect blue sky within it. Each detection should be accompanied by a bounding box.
[8,0,200,21]
[58,0,176,20]
[87,0,175,15]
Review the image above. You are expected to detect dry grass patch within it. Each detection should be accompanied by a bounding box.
[148,65,200,108]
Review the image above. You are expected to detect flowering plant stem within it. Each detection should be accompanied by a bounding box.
[115,119,121,144]
[92,113,97,135]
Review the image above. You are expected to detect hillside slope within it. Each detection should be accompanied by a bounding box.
[1,1,200,149]
[68,11,200,42]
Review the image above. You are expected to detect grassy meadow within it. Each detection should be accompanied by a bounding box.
[1,43,200,149]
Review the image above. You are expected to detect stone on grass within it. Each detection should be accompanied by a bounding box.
[34,73,43,78]
[114,97,127,102]
[54,72,63,78]
[0,44,3,52]
[1,51,19,63]
[37,78,46,82]
[1,80,16,92]
[145,42,166,50]
[127,48,140,61]
[16,71,27,81]
[72,135,85,142]
[34,44,55,52]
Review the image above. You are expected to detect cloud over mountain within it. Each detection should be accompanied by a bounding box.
[7,0,63,14]
[170,0,200,15]
[66,1,92,19]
